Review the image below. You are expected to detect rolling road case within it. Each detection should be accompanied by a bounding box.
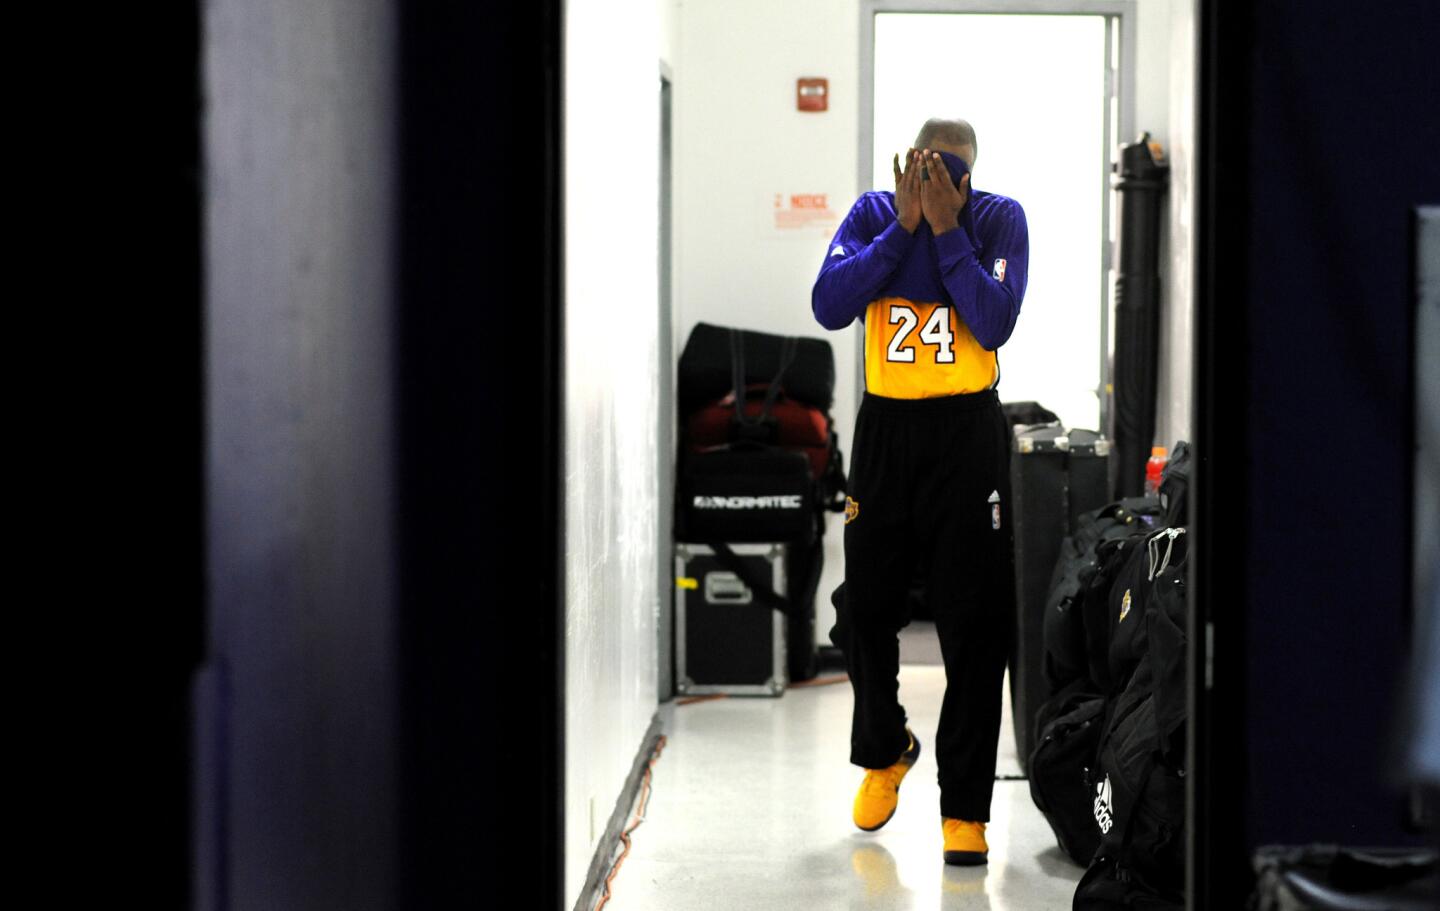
[1066,429,1112,532]
[675,323,847,684]
[1009,421,1112,771]
[1010,423,1069,771]
[674,543,789,696]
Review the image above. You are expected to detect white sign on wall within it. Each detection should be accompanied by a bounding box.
[773,192,839,235]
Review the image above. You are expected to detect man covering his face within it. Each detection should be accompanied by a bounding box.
[811,116,1030,866]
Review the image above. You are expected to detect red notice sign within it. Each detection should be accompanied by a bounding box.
[774,193,838,232]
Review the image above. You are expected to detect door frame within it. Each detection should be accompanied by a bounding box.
[658,63,677,702]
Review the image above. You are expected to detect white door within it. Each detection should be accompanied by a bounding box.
[871,12,1111,431]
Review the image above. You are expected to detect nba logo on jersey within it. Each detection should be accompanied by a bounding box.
[992,258,1007,282]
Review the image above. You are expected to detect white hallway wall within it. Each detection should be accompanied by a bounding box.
[672,0,1195,646]
[1133,0,1197,450]
[673,0,862,647]
[1158,0,1197,451]
[565,0,664,906]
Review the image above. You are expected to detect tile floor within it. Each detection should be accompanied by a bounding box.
[597,622,1085,910]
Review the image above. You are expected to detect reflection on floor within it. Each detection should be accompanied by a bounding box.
[601,626,1084,910]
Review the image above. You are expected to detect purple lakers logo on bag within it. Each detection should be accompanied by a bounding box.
[992,258,1007,282]
[988,490,1001,530]
[845,496,860,525]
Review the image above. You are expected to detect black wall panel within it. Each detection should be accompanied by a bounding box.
[1196,0,1440,902]
[199,2,562,908]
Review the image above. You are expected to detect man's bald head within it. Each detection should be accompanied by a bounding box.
[914,118,977,168]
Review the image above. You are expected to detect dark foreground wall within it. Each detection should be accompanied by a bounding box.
[1197,0,1440,902]
[198,2,562,908]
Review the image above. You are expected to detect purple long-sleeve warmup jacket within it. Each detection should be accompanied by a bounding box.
[811,152,1029,354]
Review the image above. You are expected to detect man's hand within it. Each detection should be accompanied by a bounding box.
[893,148,922,234]
[919,149,970,236]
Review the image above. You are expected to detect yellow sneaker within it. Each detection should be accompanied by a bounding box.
[941,818,988,866]
[852,729,920,831]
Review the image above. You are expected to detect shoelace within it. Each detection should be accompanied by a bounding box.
[1147,527,1186,581]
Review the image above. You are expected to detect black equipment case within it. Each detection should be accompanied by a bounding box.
[675,324,845,685]
[1008,421,1113,769]
[674,543,789,696]
[1067,429,1111,532]
[677,447,818,545]
[1010,423,1069,770]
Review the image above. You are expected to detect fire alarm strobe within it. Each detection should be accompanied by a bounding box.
[797,78,828,112]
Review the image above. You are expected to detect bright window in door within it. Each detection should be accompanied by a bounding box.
[872,13,1109,431]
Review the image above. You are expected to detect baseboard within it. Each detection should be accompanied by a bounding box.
[573,712,665,911]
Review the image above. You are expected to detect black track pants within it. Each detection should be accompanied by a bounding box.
[829,388,1016,822]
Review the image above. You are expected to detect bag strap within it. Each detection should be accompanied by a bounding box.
[707,539,821,619]
[709,542,794,616]
[728,329,748,424]
[760,336,798,417]
[728,329,798,427]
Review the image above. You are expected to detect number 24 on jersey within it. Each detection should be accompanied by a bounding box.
[886,303,956,364]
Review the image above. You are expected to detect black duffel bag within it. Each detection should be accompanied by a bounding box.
[1147,556,1189,753]
[1078,533,1151,697]
[1107,527,1188,695]
[1074,567,1190,910]
[678,322,836,417]
[1159,441,1191,527]
[1002,400,1061,427]
[1043,497,1162,695]
[1029,678,1106,867]
[1074,668,1186,909]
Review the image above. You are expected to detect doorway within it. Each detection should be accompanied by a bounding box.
[861,2,1134,432]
